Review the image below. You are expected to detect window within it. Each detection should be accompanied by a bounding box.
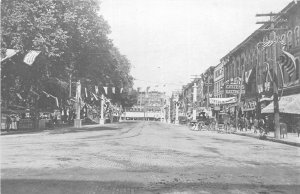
[295,26,300,46]
[287,31,293,50]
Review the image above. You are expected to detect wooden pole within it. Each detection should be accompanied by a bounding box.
[235,67,245,132]
[99,94,105,124]
[192,83,197,120]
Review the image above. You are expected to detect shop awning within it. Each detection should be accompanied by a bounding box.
[261,93,300,114]
[209,97,237,105]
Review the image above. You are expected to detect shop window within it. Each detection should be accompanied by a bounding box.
[295,26,300,47]
[287,31,293,50]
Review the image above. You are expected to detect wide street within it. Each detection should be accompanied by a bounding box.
[1,121,300,194]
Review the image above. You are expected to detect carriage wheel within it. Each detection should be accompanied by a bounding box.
[189,122,196,130]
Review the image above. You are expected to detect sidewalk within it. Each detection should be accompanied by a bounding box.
[1,123,72,136]
[234,129,300,147]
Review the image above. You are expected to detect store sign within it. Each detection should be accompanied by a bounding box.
[225,84,245,90]
[225,90,245,94]
[243,101,256,111]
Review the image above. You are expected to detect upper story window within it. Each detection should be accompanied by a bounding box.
[287,30,293,50]
[295,26,300,47]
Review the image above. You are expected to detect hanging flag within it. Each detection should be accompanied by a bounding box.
[120,88,123,93]
[264,62,273,82]
[277,62,287,87]
[103,87,108,94]
[42,91,50,97]
[95,86,99,94]
[279,49,296,77]
[91,93,98,100]
[85,88,88,98]
[23,50,41,65]
[16,93,23,100]
[112,87,115,94]
[30,87,40,96]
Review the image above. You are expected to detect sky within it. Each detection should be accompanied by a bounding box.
[101,0,292,95]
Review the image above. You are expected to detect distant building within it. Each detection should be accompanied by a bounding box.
[123,91,166,120]
[213,62,224,98]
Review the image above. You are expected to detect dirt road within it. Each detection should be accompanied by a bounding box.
[1,121,300,193]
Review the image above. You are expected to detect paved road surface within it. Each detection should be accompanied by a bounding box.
[1,121,300,193]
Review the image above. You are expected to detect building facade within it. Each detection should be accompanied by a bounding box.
[124,91,166,120]
[213,62,224,98]
[221,1,300,131]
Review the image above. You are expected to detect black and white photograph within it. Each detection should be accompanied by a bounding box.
[1,0,300,193]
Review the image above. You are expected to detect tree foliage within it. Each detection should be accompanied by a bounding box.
[1,0,137,110]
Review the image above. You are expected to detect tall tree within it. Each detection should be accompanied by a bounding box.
[1,0,135,113]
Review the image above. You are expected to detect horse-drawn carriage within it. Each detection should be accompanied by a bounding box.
[189,111,216,131]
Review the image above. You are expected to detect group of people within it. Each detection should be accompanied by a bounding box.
[217,113,274,135]
[5,114,20,131]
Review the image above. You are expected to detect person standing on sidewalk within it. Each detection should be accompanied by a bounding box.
[15,115,20,130]
[6,115,11,131]
[254,118,258,133]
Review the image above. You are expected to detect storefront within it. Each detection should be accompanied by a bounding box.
[261,93,300,132]
[242,98,257,119]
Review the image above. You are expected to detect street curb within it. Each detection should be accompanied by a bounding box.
[234,133,300,147]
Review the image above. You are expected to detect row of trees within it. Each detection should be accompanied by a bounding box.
[1,0,137,113]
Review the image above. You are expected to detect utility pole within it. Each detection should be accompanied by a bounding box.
[69,74,72,98]
[256,12,287,139]
[235,70,245,132]
[74,80,82,128]
[168,98,171,123]
[192,83,197,121]
[204,75,212,109]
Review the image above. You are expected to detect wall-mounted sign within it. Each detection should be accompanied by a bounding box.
[242,100,257,111]
[225,90,245,94]
[225,84,245,90]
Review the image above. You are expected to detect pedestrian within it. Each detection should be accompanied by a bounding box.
[245,117,249,131]
[11,115,16,130]
[16,114,20,130]
[6,115,11,131]
[258,118,265,134]
[249,117,253,130]
[254,118,258,133]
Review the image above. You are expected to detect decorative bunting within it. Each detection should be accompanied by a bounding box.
[112,87,115,94]
[23,50,41,65]
[120,88,123,93]
[103,87,108,94]
[16,93,23,100]
[91,93,98,100]
[42,91,50,97]
[95,86,99,94]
